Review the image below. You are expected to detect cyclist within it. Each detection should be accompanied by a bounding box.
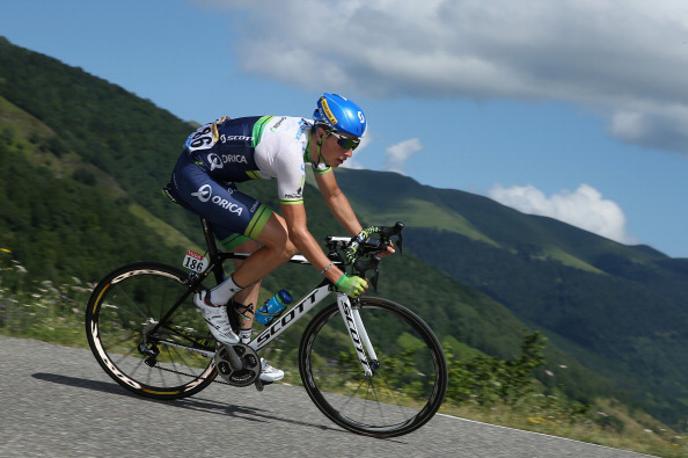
[168,93,393,383]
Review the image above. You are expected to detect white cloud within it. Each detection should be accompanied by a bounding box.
[385,138,422,174]
[200,0,688,154]
[610,103,688,152]
[488,184,635,244]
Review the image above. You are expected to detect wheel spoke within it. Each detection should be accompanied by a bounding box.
[102,331,137,351]
[375,371,410,420]
[167,347,185,386]
[338,379,365,412]
[130,356,146,377]
[368,378,386,424]
[361,379,371,423]
[157,363,168,387]
[170,345,195,375]
[113,286,152,323]
[160,324,208,350]
[113,345,139,365]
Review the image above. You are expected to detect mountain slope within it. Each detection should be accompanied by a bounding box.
[335,168,688,424]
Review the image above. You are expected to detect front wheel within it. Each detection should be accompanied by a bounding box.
[299,297,448,437]
[85,262,217,400]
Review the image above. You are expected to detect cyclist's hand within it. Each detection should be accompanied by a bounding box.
[335,274,368,298]
[376,241,396,258]
[346,226,381,264]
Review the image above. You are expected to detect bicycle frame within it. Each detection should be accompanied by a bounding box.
[247,286,373,376]
[251,282,330,351]
[151,217,376,376]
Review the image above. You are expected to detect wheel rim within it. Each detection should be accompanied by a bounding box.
[303,301,445,433]
[88,267,215,395]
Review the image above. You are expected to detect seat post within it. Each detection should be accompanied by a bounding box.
[200,218,218,257]
[200,218,226,282]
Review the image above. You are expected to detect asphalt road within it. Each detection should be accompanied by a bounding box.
[0,336,654,458]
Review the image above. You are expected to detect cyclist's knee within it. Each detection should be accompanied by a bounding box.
[283,239,298,259]
[233,240,263,269]
[254,214,299,261]
[235,239,262,253]
[268,232,297,261]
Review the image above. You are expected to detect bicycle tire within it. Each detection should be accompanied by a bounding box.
[85,262,217,400]
[299,296,448,437]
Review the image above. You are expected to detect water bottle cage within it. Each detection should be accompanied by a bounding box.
[256,309,282,325]
[255,290,292,326]
[233,302,255,322]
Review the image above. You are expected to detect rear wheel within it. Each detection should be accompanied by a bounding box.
[299,297,447,437]
[85,262,217,399]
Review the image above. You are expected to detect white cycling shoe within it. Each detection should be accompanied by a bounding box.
[195,291,283,383]
[193,290,239,345]
[260,358,284,383]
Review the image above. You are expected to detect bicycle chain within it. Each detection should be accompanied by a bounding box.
[154,364,233,386]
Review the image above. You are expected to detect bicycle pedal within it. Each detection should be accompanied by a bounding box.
[254,379,264,392]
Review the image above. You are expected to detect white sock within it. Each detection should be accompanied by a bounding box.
[239,329,252,345]
[209,274,243,305]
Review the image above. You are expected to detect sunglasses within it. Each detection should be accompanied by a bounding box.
[328,130,361,151]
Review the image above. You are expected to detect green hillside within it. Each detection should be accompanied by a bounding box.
[335,168,688,425]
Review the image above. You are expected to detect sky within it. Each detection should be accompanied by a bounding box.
[1,0,686,257]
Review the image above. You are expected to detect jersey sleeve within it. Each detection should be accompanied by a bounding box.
[275,147,307,205]
[311,161,332,175]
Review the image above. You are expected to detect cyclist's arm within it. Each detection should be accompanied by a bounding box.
[274,149,346,281]
[280,203,345,283]
[314,170,394,257]
[314,170,363,237]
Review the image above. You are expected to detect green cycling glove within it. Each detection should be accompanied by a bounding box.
[345,226,381,264]
[335,274,368,298]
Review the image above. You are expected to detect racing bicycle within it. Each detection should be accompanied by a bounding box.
[85,218,448,437]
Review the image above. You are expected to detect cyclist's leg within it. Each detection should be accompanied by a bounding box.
[171,157,297,302]
[211,207,297,297]
[217,220,292,382]
[226,238,262,333]
[230,211,297,287]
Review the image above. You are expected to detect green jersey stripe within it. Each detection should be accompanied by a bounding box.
[251,115,273,148]
[244,204,272,239]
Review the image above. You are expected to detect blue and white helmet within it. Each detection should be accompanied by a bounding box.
[313,92,367,138]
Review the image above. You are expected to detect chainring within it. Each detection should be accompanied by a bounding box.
[214,343,261,387]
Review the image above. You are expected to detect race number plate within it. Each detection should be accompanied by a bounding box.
[182,249,208,273]
[184,122,218,153]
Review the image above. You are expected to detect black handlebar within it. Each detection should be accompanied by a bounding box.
[326,222,405,290]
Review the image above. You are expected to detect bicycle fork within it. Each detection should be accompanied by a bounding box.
[336,293,378,377]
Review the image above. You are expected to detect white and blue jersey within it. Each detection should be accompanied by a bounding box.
[170,115,331,246]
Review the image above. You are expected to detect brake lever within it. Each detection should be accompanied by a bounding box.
[346,221,405,269]
[354,256,382,292]
[379,221,404,255]
[353,256,379,275]
[370,269,380,291]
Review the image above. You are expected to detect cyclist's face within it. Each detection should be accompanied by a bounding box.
[321,131,355,167]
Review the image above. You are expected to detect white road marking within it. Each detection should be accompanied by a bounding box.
[436,413,656,457]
